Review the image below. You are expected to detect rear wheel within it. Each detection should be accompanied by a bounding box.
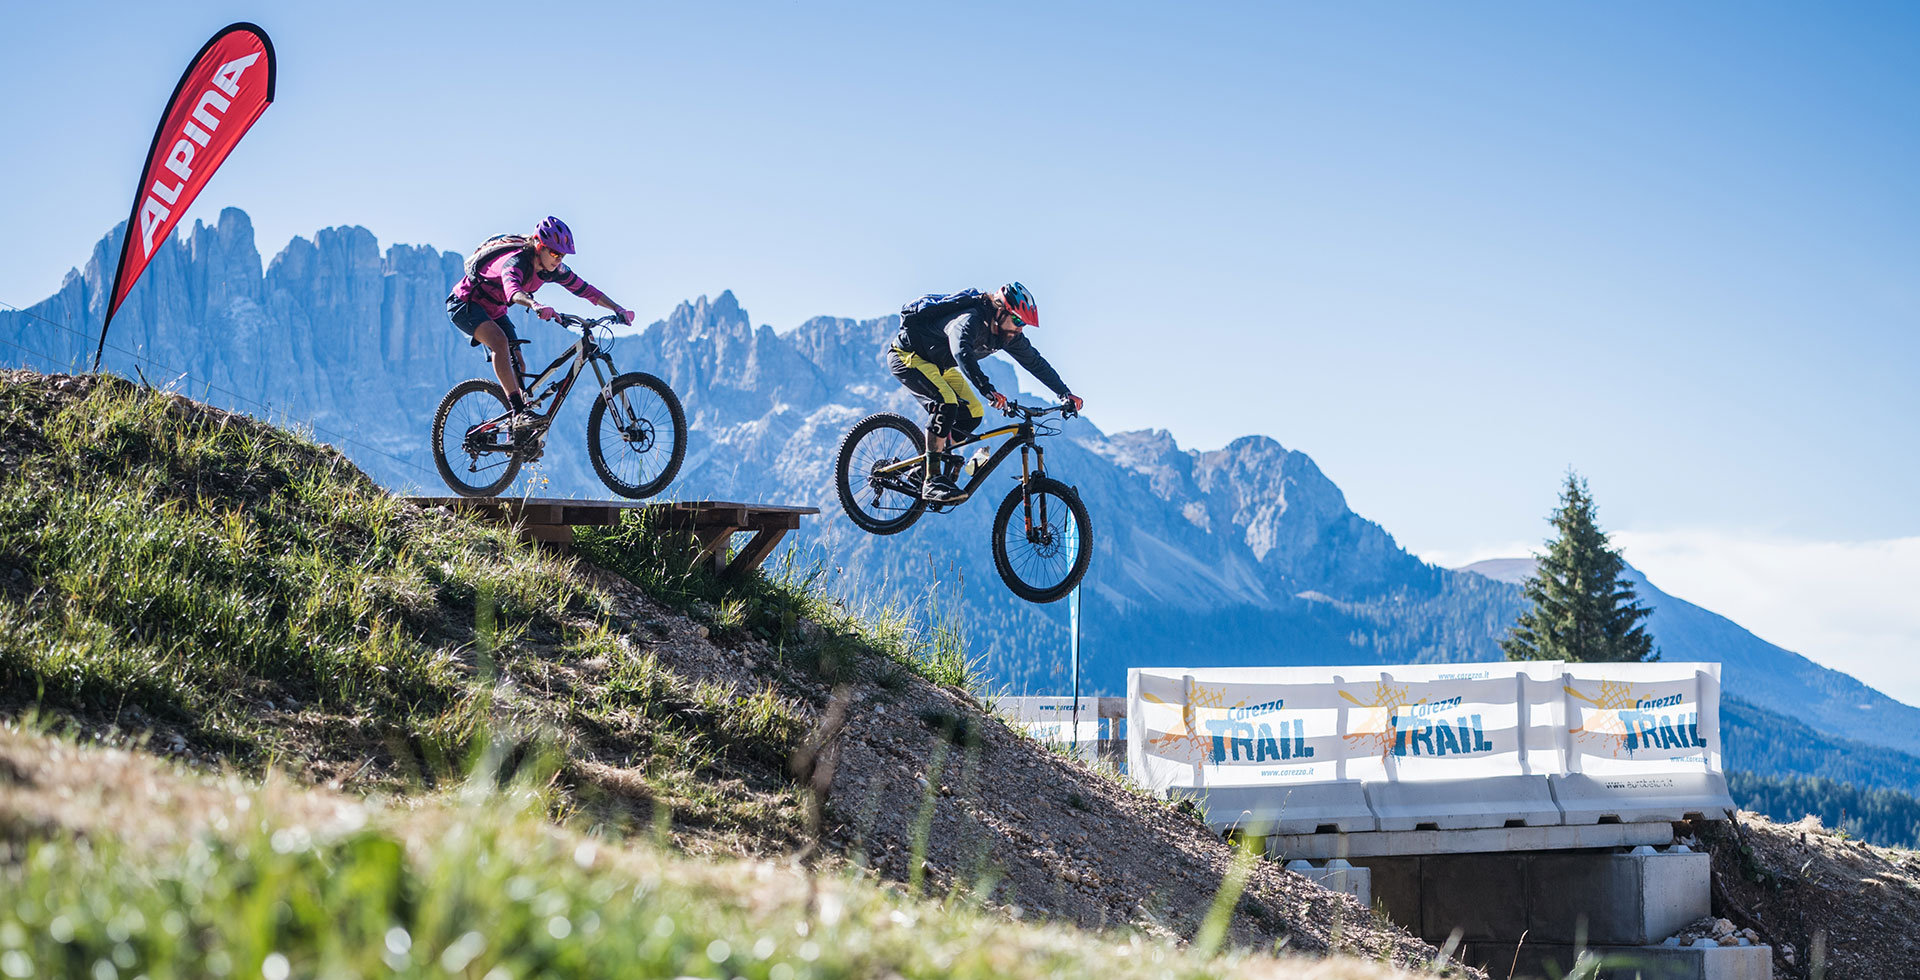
[834,413,928,535]
[991,476,1092,603]
[431,379,522,497]
[587,372,687,499]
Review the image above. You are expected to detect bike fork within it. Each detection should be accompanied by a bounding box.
[1019,444,1053,539]
[593,359,636,427]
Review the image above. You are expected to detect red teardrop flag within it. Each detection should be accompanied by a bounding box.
[96,23,277,369]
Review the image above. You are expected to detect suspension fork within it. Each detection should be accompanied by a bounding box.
[591,355,638,427]
[1020,442,1050,537]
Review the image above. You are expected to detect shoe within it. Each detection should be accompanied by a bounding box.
[510,410,543,444]
[920,474,963,503]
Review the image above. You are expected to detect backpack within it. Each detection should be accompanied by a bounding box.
[463,233,533,282]
[899,289,984,330]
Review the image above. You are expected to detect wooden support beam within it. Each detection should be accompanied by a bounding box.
[519,523,574,552]
[692,527,734,576]
[726,527,792,579]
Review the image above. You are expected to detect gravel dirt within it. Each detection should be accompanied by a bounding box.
[582,567,1468,972]
[1701,810,1920,978]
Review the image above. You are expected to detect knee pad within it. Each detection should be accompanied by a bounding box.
[944,406,982,439]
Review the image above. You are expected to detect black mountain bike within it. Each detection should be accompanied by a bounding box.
[431,312,686,499]
[833,401,1093,603]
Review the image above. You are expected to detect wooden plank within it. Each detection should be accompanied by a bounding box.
[519,523,574,552]
[403,498,817,576]
[669,500,819,516]
[518,503,563,525]
[746,510,803,532]
[560,503,628,526]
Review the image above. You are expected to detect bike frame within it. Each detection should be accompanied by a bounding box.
[867,406,1073,520]
[472,315,625,439]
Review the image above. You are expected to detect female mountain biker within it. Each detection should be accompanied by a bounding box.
[887,281,1084,501]
[446,216,636,427]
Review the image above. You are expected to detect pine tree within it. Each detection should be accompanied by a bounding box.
[1502,471,1659,663]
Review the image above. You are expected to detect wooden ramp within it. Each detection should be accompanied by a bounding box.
[405,497,819,577]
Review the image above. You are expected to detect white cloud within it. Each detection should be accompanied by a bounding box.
[1612,530,1920,707]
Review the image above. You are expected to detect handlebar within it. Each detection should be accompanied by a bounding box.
[1000,400,1079,421]
[549,312,622,331]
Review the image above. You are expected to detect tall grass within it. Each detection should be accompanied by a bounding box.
[0,377,811,841]
[574,511,983,692]
[0,752,1410,980]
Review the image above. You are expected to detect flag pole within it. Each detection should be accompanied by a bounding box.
[1070,584,1081,753]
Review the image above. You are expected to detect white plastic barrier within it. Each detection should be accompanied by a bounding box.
[1551,663,1735,823]
[1000,697,1103,762]
[1357,662,1563,831]
[1126,662,1731,834]
[1128,667,1376,834]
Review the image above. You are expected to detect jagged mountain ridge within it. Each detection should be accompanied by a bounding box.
[6,209,1918,772]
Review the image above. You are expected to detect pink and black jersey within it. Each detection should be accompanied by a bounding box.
[450,247,606,320]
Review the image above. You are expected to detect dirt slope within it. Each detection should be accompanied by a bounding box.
[585,565,1432,960]
[1703,811,1920,978]
[0,370,1467,974]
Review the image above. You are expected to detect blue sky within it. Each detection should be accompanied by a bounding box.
[5,2,1918,698]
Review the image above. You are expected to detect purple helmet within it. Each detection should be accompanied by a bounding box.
[535,216,575,255]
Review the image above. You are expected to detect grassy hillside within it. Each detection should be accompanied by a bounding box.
[0,371,1460,978]
[0,724,1428,980]
[0,371,817,849]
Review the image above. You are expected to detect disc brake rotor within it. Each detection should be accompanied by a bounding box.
[623,416,656,452]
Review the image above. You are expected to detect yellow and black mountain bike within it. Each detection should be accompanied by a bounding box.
[833,401,1092,603]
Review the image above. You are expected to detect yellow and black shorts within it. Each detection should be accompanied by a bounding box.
[888,346,984,440]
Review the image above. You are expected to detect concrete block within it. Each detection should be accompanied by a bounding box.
[1420,854,1530,943]
[1366,775,1563,831]
[1174,782,1376,835]
[1270,820,1672,860]
[1349,856,1421,933]
[1462,941,1771,980]
[1527,849,1710,944]
[1280,859,1371,906]
[1552,771,1735,824]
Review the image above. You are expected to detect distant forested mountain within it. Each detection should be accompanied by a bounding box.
[1722,697,1920,795]
[1729,771,1920,849]
[7,209,1919,779]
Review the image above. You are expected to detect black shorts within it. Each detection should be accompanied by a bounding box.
[447,296,518,348]
[888,346,984,440]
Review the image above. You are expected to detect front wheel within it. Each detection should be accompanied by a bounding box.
[588,372,687,499]
[834,413,928,535]
[432,378,522,497]
[991,476,1093,603]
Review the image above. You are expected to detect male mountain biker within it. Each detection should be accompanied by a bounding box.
[887,281,1084,502]
[447,216,635,432]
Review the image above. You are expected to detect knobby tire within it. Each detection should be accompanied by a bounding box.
[835,413,929,535]
[431,378,522,497]
[587,372,687,499]
[991,476,1093,603]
